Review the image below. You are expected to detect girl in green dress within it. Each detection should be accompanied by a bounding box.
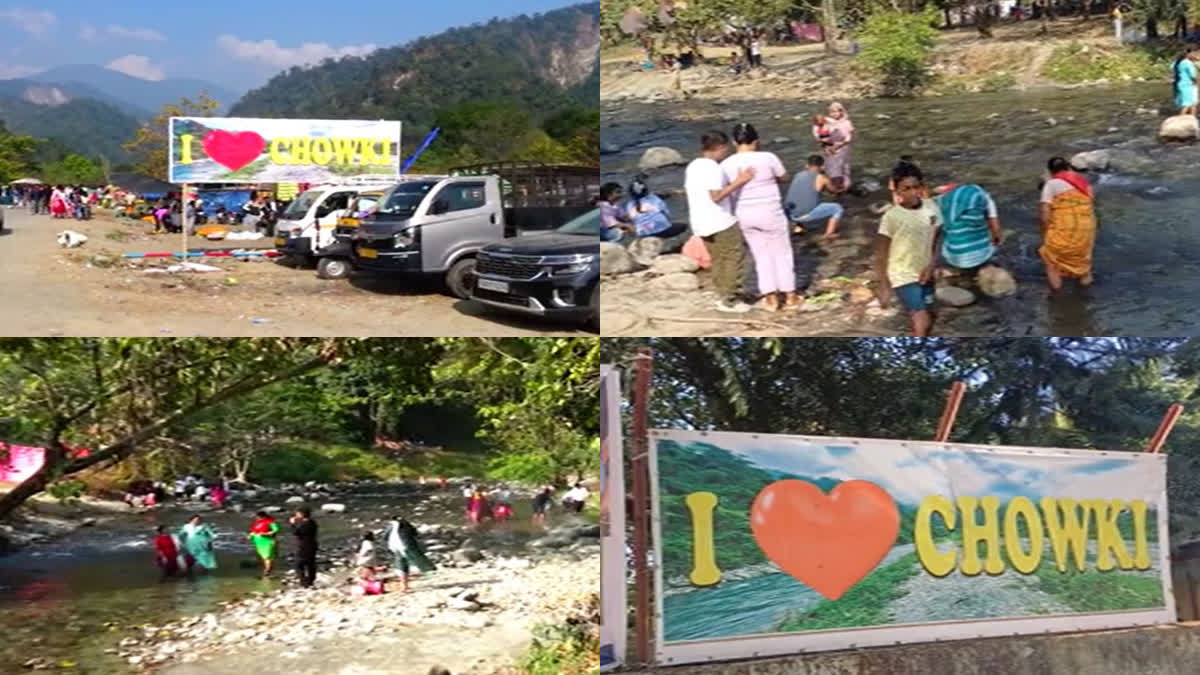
[248,511,280,576]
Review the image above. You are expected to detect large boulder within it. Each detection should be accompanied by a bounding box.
[285,495,305,504]
[977,265,1017,298]
[638,147,685,171]
[651,254,699,275]
[453,547,484,563]
[1069,149,1152,173]
[628,237,665,265]
[935,285,976,307]
[320,503,346,513]
[1160,114,1199,141]
[648,272,701,292]
[600,242,635,276]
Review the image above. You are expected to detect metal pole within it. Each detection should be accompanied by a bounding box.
[181,182,190,264]
[631,347,653,665]
[934,381,967,442]
[1147,403,1184,453]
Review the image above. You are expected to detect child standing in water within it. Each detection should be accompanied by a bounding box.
[875,160,943,337]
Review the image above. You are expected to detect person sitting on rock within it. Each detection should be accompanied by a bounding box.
[599,182,634,243]
[932,182,1003,275]
[623,177,674,238]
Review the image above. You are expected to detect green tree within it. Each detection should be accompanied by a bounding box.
[0,125,39,183]
[856,8,941,96]
[42,154,105,185]
[434,338,601,483]
[123,93,221,180]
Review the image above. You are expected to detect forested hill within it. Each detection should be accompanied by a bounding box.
[229,2,599,127]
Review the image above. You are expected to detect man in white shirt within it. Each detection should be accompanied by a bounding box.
[685,131,756,313]
[563,483,590,513]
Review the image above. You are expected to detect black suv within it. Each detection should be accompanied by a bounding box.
[470,208,599,329]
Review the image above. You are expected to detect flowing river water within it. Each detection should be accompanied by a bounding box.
[0,483,543,673]
[602,83,1200,335]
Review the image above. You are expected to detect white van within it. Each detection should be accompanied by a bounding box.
[274,181,395,264]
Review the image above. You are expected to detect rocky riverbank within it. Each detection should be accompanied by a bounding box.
[601,21,1161,106]
[0,495,128,554]
[97,517,598,675]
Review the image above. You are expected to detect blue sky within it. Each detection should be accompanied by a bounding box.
[0,0,581,93]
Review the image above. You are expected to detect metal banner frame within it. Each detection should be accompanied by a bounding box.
[648,429,1175,666]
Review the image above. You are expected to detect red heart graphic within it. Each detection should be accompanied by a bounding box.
[750,479,899,601]
[202,130,266,172]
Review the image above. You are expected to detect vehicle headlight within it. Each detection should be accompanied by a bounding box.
[394,232,414,248]
[551,262,592,276]
[549,254,596,276]
[290,228,302,237]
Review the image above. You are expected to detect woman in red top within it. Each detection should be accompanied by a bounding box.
[154,525,180,580]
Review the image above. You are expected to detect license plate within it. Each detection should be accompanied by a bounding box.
[274,237,285,246]
[477,278,509,294]
[357,247,378,259]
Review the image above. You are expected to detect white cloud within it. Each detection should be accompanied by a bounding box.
[0,8,57,37]
[105,54,165,81]
[105,24,165,42]
[0,62,43,79]
[80,23,163,42]
[215,34,377,69]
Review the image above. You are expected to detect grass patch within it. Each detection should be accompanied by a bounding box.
[776,552,920,631]
[105,229,133,242]
[1042,42,1166,83]
[249,439,488,484]
[1033,561,1164,612]
[519,619,599,675]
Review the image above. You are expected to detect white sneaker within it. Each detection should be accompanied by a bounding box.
[715,300,752,313]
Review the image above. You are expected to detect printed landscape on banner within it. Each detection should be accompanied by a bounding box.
[168,117,402,184]
[651,429,1172,662]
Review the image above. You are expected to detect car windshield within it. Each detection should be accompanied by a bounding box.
[350,196,380,215]
[378,181,437,218]
[555,208,601,236]
[281,191,322,220]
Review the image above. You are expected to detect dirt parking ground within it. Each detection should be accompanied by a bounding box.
[0,208,591,336]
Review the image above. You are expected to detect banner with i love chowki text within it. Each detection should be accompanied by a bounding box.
[168,117,401,184]
[649,430,1173,666]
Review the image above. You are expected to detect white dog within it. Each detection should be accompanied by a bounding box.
[57,230,88,248]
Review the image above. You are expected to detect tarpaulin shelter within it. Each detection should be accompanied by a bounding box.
[196,188,255,216]
[9,177,42,185]
[109,173,177,199]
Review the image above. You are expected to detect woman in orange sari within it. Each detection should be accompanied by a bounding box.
[1038,156,1096,291]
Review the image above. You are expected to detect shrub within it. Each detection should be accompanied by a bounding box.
[856,9,940,96]
[520,618,599,675]
[47,479,87,503]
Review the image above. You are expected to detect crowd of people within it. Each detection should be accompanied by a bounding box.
[461,481,589,526]
[605,98,1103,336]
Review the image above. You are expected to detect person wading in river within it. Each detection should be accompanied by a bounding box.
[875,160,943,337]
[1039,156,1097,291]
[178,514,218,574]
[154,525,185,581]
[290,507,319,588]
[248,511,280,577]
[1174,46,1199,116]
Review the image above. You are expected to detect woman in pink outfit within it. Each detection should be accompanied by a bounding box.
[720,123,796,312]
[821,102,855,192]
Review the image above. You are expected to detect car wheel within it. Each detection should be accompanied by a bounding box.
[587,285,599,332]
[446,257,477,299]
[316,257,351,280]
